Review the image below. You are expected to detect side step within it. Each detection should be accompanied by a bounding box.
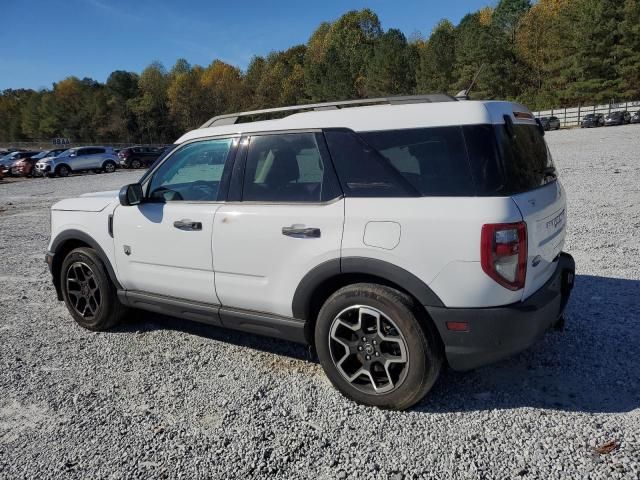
[117,290,307,344]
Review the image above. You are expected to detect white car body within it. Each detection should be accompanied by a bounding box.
[46,97,574,374]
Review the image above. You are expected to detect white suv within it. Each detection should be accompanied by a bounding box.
[46,96,575,410]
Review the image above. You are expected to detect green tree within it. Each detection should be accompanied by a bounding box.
[128,61,171,143]
[416,20,456,94]
[617,0,640,99]
[365,29,416,96]
[304,9,382,100]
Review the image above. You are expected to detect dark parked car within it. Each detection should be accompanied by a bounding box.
[581,113,604,128]
[12,148,67,177]
[117,146,162,169]
[604,110,631,126]
[539,116,560,131]
[630,111,640,124]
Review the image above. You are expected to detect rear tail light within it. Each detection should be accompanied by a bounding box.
[481,222,527,291]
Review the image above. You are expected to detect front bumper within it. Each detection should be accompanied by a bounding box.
[427,252,575,371]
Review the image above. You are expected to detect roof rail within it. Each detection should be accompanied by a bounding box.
[200,94,457,128]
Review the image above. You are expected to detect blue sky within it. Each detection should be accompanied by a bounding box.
[0,0,491,91]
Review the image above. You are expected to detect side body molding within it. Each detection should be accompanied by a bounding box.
[292,256,444,320]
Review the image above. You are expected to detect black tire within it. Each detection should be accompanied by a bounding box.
[103,160,116,173]
[56,164,70,177]
[60,247,126,331]
[131,159,141,169]
[315,283,442,410]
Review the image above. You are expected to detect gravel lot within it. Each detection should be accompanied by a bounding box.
[1,125,639,479]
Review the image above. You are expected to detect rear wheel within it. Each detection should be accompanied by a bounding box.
[56,164,70,177]
[103,160,116,173]
[61,247,126,331]
[315,283,442,410]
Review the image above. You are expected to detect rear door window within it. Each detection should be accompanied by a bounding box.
[242,133,339,202]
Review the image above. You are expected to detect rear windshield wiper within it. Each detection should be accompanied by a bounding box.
[537,166,557,178]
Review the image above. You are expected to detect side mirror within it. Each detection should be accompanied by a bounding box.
[535,118,546,136]
[119,183,143,206]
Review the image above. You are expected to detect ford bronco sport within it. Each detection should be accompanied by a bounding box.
[46,95,575,410]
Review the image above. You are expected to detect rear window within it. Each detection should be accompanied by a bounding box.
[494,124,556,194]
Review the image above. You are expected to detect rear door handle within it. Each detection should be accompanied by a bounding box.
[282,226,321,238]
[174,219,202,231]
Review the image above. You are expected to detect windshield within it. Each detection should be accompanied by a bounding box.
[32,151,50,159]
[139,144,178,184]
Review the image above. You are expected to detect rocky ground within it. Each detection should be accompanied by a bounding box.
[1,125,639,479]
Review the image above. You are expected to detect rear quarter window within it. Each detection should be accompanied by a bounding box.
[360,127,475,196]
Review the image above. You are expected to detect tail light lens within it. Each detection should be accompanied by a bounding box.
[481,222,527,291]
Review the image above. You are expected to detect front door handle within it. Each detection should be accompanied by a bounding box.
[282,226,321,238]
[174,219,202,231]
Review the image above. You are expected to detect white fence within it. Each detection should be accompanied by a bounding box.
[534,100,640,128]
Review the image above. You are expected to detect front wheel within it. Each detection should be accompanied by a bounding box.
[56,164,70,177]
[103,161,116,173]
[315,283,442,410]
[130,159,141,169]
[61,247,126,331]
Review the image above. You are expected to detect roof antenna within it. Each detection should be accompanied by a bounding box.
[455,63,485,100]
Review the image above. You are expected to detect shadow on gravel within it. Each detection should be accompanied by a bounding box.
[415,274,640,415]
[113,310,313,363]
[110,274,638,414]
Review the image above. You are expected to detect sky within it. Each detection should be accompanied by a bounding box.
[0,0,491,91]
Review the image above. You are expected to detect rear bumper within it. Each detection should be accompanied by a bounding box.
[427,252,575,371]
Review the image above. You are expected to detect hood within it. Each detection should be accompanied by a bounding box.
[52,190,119,212]
[80,190,120,199]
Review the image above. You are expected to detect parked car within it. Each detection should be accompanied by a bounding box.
[35,146,119,177]
[12,149,67,177]
[580,113,604,128]
[604,110,631,126]
[45,96,575,410]
[538,116,560,131]
[630,111,640,124]
[118,145,162,169]
[0,151,40,176]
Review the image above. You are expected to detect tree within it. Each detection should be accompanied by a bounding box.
[304,9,382,100]
[128,62,171,143]
[453,12,511,99]
[617,0,640,99]
[416,20,456,94]
[365,29,416,96]
[548,0,626,104]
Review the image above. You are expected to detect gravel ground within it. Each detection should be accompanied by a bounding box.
[1,126,639,479]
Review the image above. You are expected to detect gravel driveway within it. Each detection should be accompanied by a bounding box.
[1,126,639,479]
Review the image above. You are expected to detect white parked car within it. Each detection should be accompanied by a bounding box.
[35,146,119,177]
[45,95,575,410]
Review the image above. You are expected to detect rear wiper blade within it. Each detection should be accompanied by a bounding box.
[537,166,557,176]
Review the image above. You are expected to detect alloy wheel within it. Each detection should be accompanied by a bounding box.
[66,262,102,319]
[328,305,409,394]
